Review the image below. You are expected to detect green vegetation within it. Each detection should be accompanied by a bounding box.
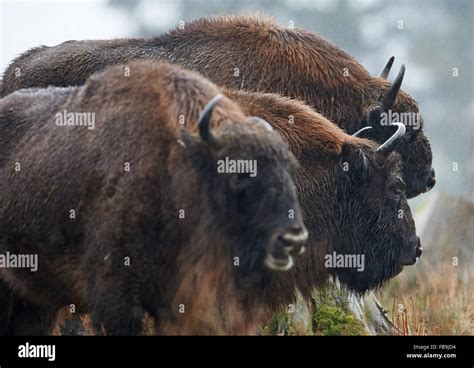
[263,288,366,336]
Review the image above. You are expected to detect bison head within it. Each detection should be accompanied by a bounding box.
[180,94,308,273]
[363,60,435,198]
[333,122,422,293]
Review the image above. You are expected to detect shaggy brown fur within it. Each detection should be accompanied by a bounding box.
[0,15,434,198]
[0,61,306,335]
[1,62,422,334]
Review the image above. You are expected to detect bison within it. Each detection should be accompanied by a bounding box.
[221,88,423,297]
[0,61,308,335]
[2,63,422,334]
[0,15,435,198]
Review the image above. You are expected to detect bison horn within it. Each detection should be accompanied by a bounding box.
[379,56,395,79]
[248,116,274,131]
[375,122,406,164]
[352,126,373,137]
[381,64,405,109]
[198,94,222,148]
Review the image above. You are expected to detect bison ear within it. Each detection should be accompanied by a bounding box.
[178,129,198,150]
[366,105,386,131]
[340,143,370,183]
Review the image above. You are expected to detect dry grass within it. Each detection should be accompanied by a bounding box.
[378,262,473,335]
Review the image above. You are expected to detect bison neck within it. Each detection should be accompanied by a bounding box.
[151,182,270,334]
[269,162,354,301]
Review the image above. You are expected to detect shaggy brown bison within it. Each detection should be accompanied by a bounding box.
[2,65,422,334]
[0,61,308,335]
[0,15,435,198]
[221,88,422,298]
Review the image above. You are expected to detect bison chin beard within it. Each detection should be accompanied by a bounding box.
[333,252,405,294]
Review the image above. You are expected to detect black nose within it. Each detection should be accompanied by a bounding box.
[426,167,436,190]
[264,226,308,272]
[278,226,308,254]
[415,236,423,258]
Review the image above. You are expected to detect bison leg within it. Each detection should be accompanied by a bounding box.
[88,288,145,335]
[0,283,59,335]
[85,255,145,335]
[83,207,153,335]
[0,281,14,335]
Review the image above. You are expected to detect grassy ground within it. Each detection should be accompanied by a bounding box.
[377,261,473,335]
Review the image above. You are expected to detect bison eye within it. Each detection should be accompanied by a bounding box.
[393,188,403,196]
[388,180,405,200]
[405,131,418,142]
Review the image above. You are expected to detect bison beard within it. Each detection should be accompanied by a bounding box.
[0,61,307,335]
[0,15,435,199]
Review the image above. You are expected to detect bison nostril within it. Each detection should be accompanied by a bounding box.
[426,168,436,190]
[415,236,423,258]
[426,176,436,190]
[268,227,308,270]
[416,246,423,258]
[279,227,308,248]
